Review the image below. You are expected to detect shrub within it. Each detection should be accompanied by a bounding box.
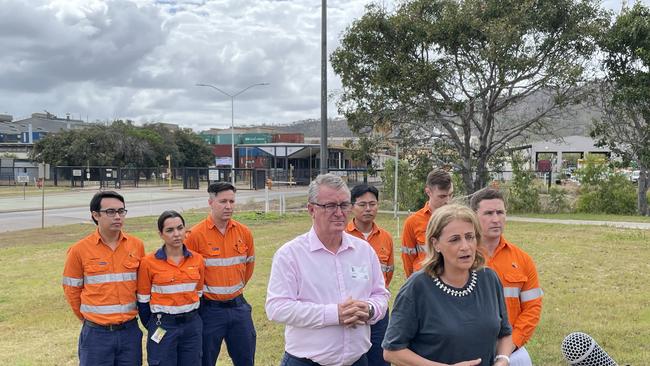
[545,186,572,213]
[507,154,541,213]
[576,173,637,214]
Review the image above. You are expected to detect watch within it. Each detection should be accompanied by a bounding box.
[366,302,375,320]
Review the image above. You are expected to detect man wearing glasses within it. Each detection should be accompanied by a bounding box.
[266,174,390,366]
[345,184,393,366]
[63,191,145,366]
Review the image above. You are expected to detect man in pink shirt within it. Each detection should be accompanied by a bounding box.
[266,173,390,366]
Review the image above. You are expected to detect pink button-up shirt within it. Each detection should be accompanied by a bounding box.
[266,227,390,366]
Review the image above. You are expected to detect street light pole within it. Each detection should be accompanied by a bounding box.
[196,82,269,186]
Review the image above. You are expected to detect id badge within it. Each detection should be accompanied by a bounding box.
[150,327,167,344]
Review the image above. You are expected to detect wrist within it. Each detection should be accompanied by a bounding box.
[366,301,375,320]
[494,354,510,365]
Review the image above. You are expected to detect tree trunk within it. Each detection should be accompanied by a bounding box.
[638,167,649,216]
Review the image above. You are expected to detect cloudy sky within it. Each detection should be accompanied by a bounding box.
[0,0,640,132]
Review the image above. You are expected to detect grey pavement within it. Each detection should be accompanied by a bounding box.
[507,215,650,230]
[0,186,309,232]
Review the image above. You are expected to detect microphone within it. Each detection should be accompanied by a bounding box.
[561,332,618,366]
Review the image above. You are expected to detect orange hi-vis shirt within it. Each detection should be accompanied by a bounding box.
[401,204,431,278]
[346,220,394,287]
[483,236,543,347]
[62,230,145,325]
[185,215,254,301]
[137,245,205,314]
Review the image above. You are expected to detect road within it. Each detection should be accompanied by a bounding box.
[0,188,308,232]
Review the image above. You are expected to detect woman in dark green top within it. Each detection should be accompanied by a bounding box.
[383,204,513,366]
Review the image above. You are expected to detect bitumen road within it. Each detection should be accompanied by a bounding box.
[0,186,309,232]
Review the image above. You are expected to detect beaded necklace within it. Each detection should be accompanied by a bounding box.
[433,270,477,297]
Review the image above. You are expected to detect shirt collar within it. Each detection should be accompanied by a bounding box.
[308,227,355,253]
[207,214,235,230]
[346,219,378,236]
[92,229,125,246]
[155,244,192,260]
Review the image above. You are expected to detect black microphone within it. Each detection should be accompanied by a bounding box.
[561,332,618,365]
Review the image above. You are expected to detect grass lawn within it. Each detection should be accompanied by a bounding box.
[0,212,648,365]
[512,212,650,223]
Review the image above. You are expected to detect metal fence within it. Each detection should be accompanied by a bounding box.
[0,164,386,190]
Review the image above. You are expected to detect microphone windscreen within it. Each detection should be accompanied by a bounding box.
[561,332,618,366]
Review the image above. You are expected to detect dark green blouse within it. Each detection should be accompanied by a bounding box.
[382,267,511,366]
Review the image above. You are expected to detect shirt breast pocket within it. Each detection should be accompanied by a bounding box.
[504,273,528,287]
[84,260,109,274]
[122,257,140,271]
[153,273,176,285]
[184,268,201,280]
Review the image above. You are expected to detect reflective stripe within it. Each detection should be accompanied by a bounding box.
[137,294,151,303]
[416,245,427,254]
[80,302,136,314]
[503,287,521,298]
[150,301,200,314]
[381,264,394,273]
[401,246,417,254]
[84,272,137,285]
[246,255,255,263]
[520,288,544,302]
[204,256,247,267]
[204,282,243,295]
[151,283,198,294]
[62,276,83,287]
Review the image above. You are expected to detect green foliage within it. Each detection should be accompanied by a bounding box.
[574,155,609,186]
[576,173,637,214]
[545,186,572,214]
[507,154,540,213]
[381,152,434,211]
[30,121,212,168]
[592,2,650,215]
[332,0,607,193]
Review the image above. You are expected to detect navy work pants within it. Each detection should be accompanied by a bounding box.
[146,311,202,366]
[78,318,142,366]
[200,295,256,366]
[366,312,389,366]
[280,352,368,366]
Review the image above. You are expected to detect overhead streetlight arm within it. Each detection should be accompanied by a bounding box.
[196,83,270,98]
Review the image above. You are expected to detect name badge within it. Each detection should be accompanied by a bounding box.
[350,265,369,280]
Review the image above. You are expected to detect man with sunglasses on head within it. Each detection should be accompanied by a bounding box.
[266,174,390,366]
[63,191,145,366]
[345,184,393,366]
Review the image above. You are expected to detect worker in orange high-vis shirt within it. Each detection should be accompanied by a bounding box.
[137,210,205,366]
[401,169,453,277]
[185,182,255,366]
[62,191,145,366]
[471,188,543,366]
[346,184,394,366]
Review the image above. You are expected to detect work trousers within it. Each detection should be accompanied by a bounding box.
[200,295,256,366]
[366,312,389,366]
[78,318,142,366]
[280,352,368,366]
[146,311,202,366]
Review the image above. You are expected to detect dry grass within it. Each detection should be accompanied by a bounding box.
[0,213,647,365]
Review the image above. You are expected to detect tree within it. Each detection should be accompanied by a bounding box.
[591,3,650,215]
[30,121,213,168]
[331,0,608,193]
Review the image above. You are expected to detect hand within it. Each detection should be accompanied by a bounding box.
[337,298,370,328]
[451,359,481,366]
[492,359,509,366]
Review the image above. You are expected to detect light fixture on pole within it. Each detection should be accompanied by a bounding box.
[196,82,269,185]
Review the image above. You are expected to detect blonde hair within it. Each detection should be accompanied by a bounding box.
[420,204,485,278]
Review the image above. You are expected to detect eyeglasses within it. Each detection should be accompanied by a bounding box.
[354,201,378,209]
[310,201,352,213]
[98,208,128,217]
